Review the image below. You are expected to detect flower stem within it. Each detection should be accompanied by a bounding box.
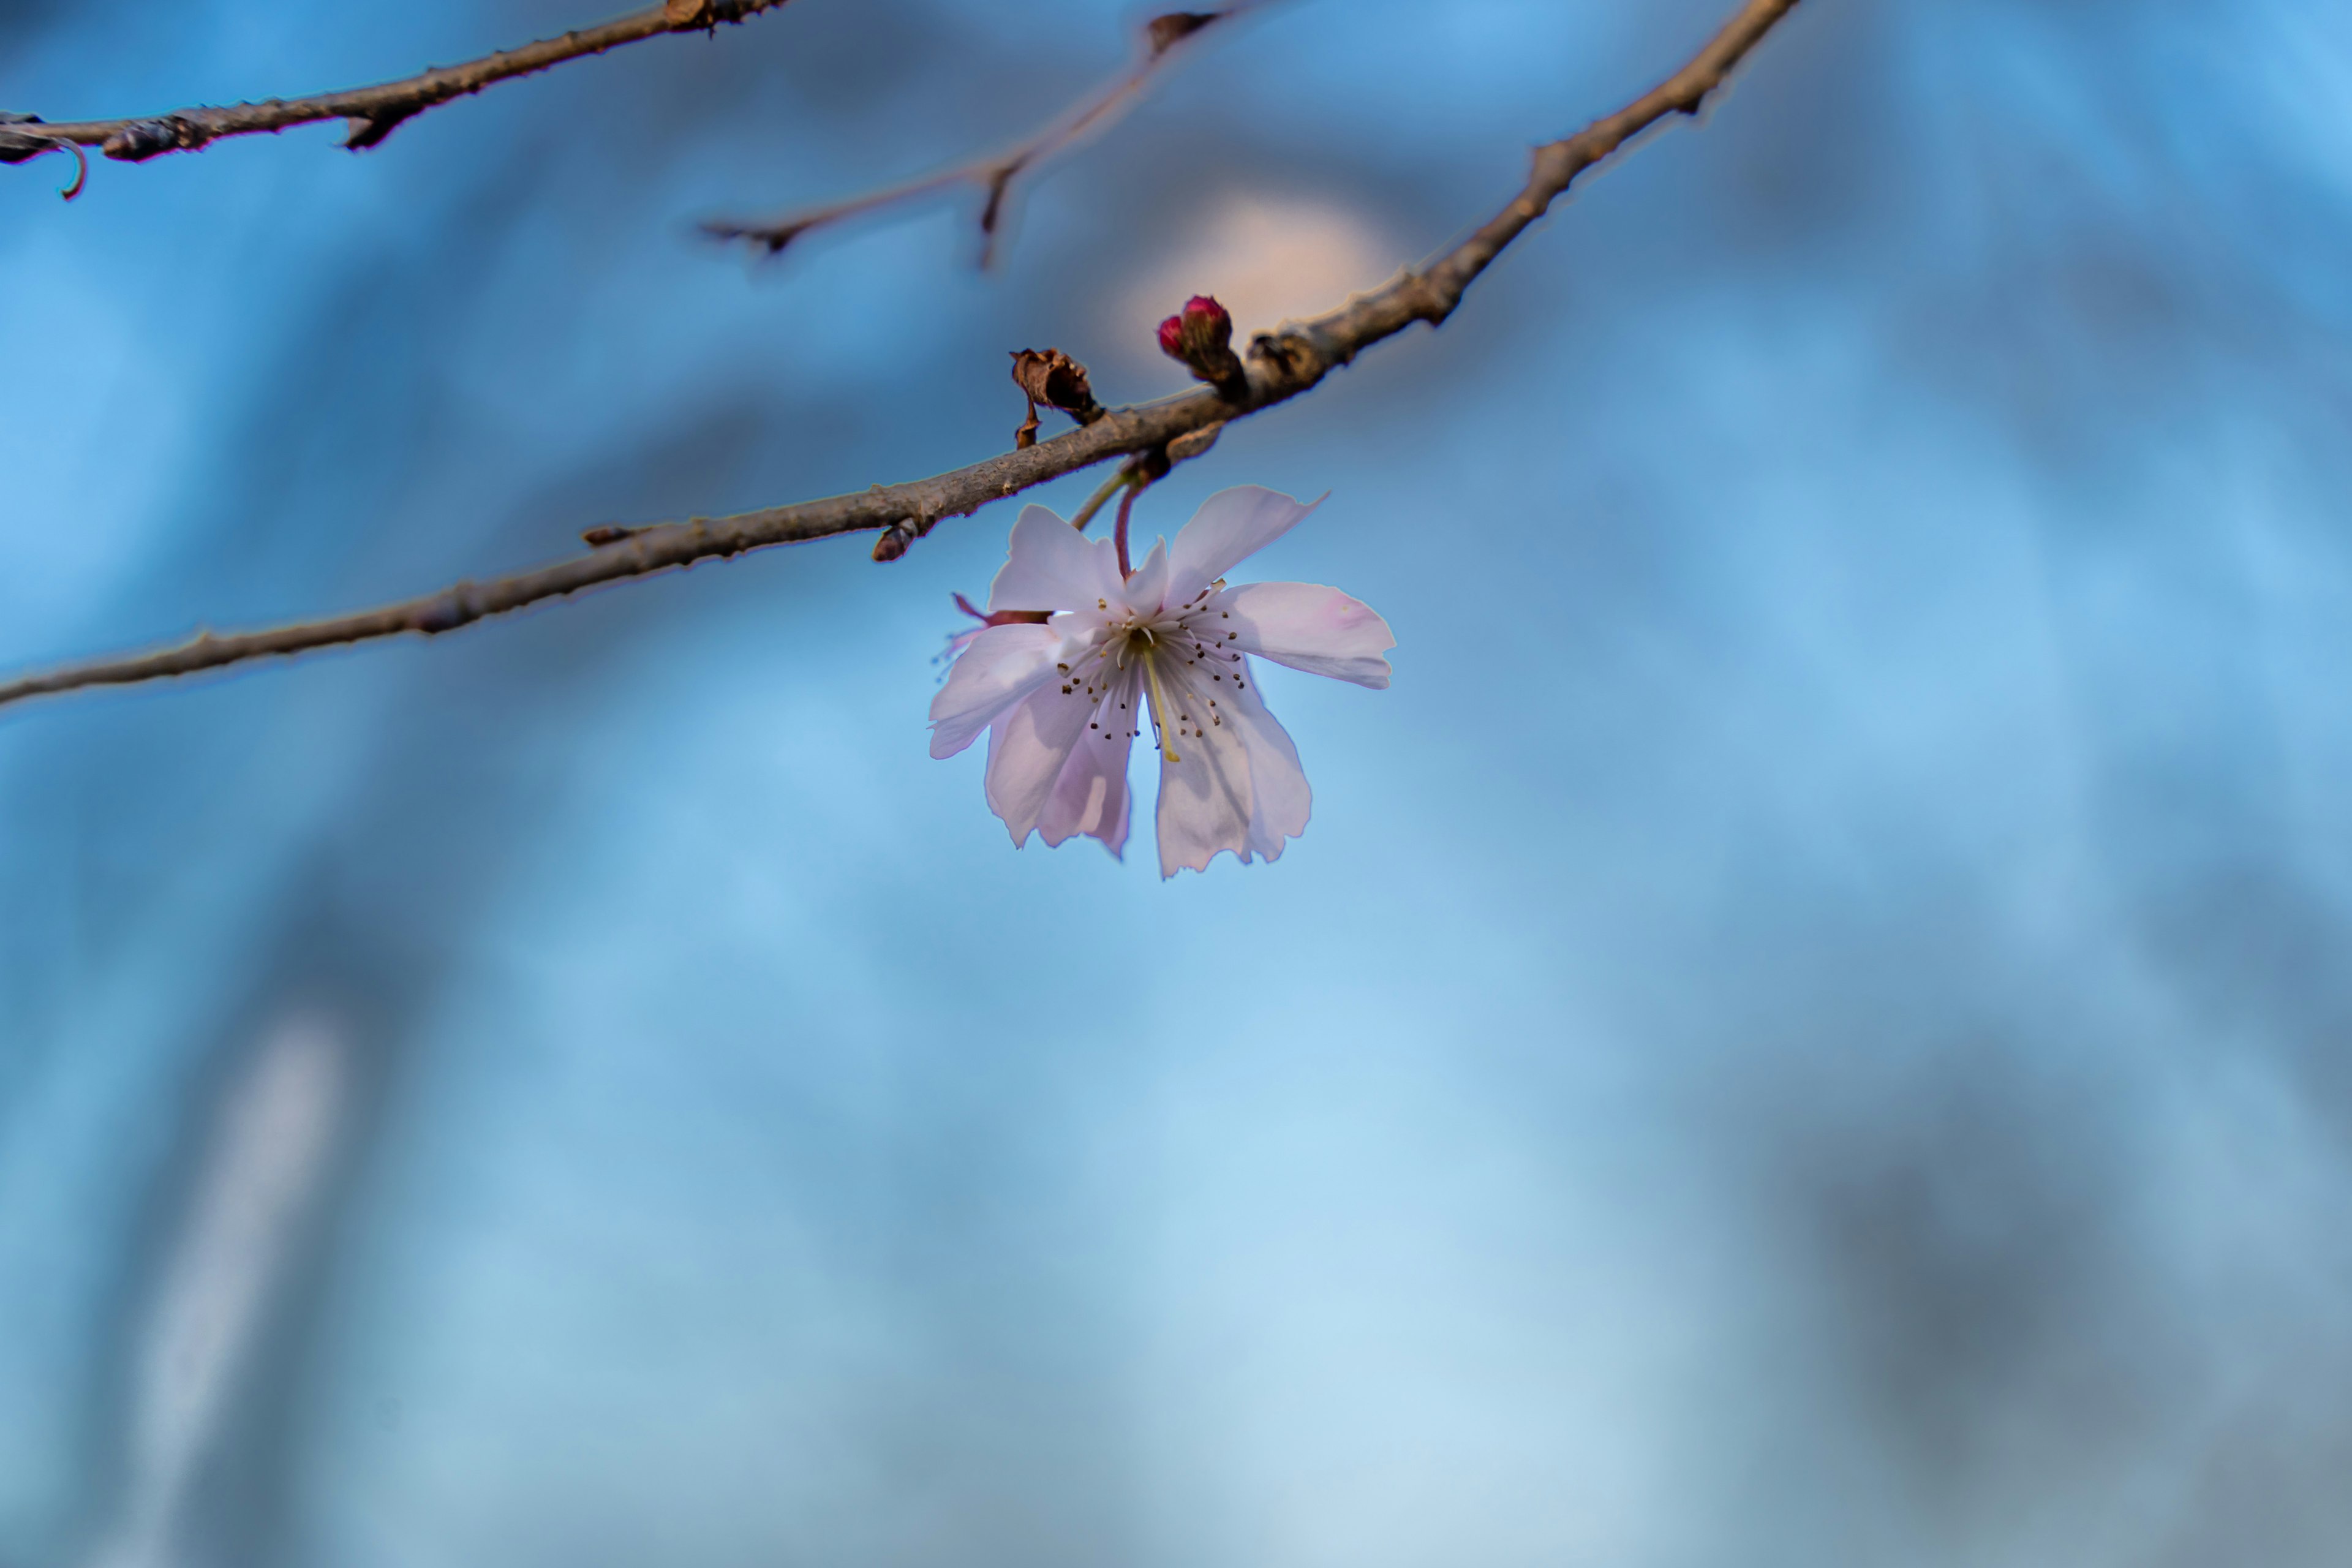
[1068,469,1129,533]
[1114,478,1145,579]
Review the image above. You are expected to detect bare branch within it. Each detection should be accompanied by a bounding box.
[0,0,791,173]
[701,4,1265,262]
[0,0,1801,713]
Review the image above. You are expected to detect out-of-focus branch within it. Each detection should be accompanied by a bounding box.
[0,0,1801,712]
[0,0,791,179]
[702,6,1260,262]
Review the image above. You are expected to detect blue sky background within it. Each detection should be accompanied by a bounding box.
[4,0,2352,1563]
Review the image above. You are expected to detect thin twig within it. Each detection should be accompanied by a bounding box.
[702,4,1266,262]
[1067,469,1136,533]
[0,0,791,168]
[0,0,1802,713]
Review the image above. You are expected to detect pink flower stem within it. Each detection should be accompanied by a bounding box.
[952,592,1047,627]
[1114,479,1142,579]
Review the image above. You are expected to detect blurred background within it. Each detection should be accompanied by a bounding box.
[4,0,2351,1562]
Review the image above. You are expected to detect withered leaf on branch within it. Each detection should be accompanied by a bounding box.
[1009,348,1107,450]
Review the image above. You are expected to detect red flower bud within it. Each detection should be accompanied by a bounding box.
[1155,294,1247,399]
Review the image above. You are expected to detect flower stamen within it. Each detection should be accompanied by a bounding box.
[1141,650,1182,763]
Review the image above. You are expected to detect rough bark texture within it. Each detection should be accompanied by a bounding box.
[0,0,1802,712]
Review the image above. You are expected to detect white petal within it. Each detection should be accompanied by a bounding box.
[987,505,1125,613]
[1121,536,1170,615]
[1213,581,1395,688]
[984,676,1098,844]
[1167,487,1321,600]
[1222,661,1311,861]
[1151,658,1255,877]
[1037,665,1138,857]
[928,622,1063,758]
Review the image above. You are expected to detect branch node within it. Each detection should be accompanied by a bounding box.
[416,582,480,635]
[1396,270,1453,325]
[872,514,935,564]
[1248,329,1324,385]
[102,115,208,163]
[581,524,650,548]
[1145,12,1223,56]
[342,108,419,151]
[1166,421,1225,463]
[664,0,751,31]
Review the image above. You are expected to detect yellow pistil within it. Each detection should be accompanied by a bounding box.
[1141,648,1182,763]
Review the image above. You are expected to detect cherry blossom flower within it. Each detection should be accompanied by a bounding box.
[930,485,1393,876]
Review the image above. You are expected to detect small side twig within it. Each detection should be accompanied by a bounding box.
[0,0,793,172]
[1068,469,1134,533]
[702,3,1267,262]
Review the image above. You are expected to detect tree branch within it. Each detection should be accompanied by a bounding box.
[0,0,791,173]
[701,5,1264,263]
[0,0,1801,713]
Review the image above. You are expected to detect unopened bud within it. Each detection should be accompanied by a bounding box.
[873,517,923,562]
[1009,347,1106,450]
[1155,295,1247,400]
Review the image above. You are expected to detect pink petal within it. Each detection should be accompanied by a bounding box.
[984,676,1098,844]
[1221,663,1312,861]
[928,622,1063,759]
[1167,487,1321,600]
[1121,536,1170,616]
[1151,659,1256,876]
[1213,581,1395,688]
[987,505,1125,613]
[1037,666,1138,857]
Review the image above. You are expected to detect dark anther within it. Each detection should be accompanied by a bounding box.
[1156,295,1248,401]
[1009,348,1106,450]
